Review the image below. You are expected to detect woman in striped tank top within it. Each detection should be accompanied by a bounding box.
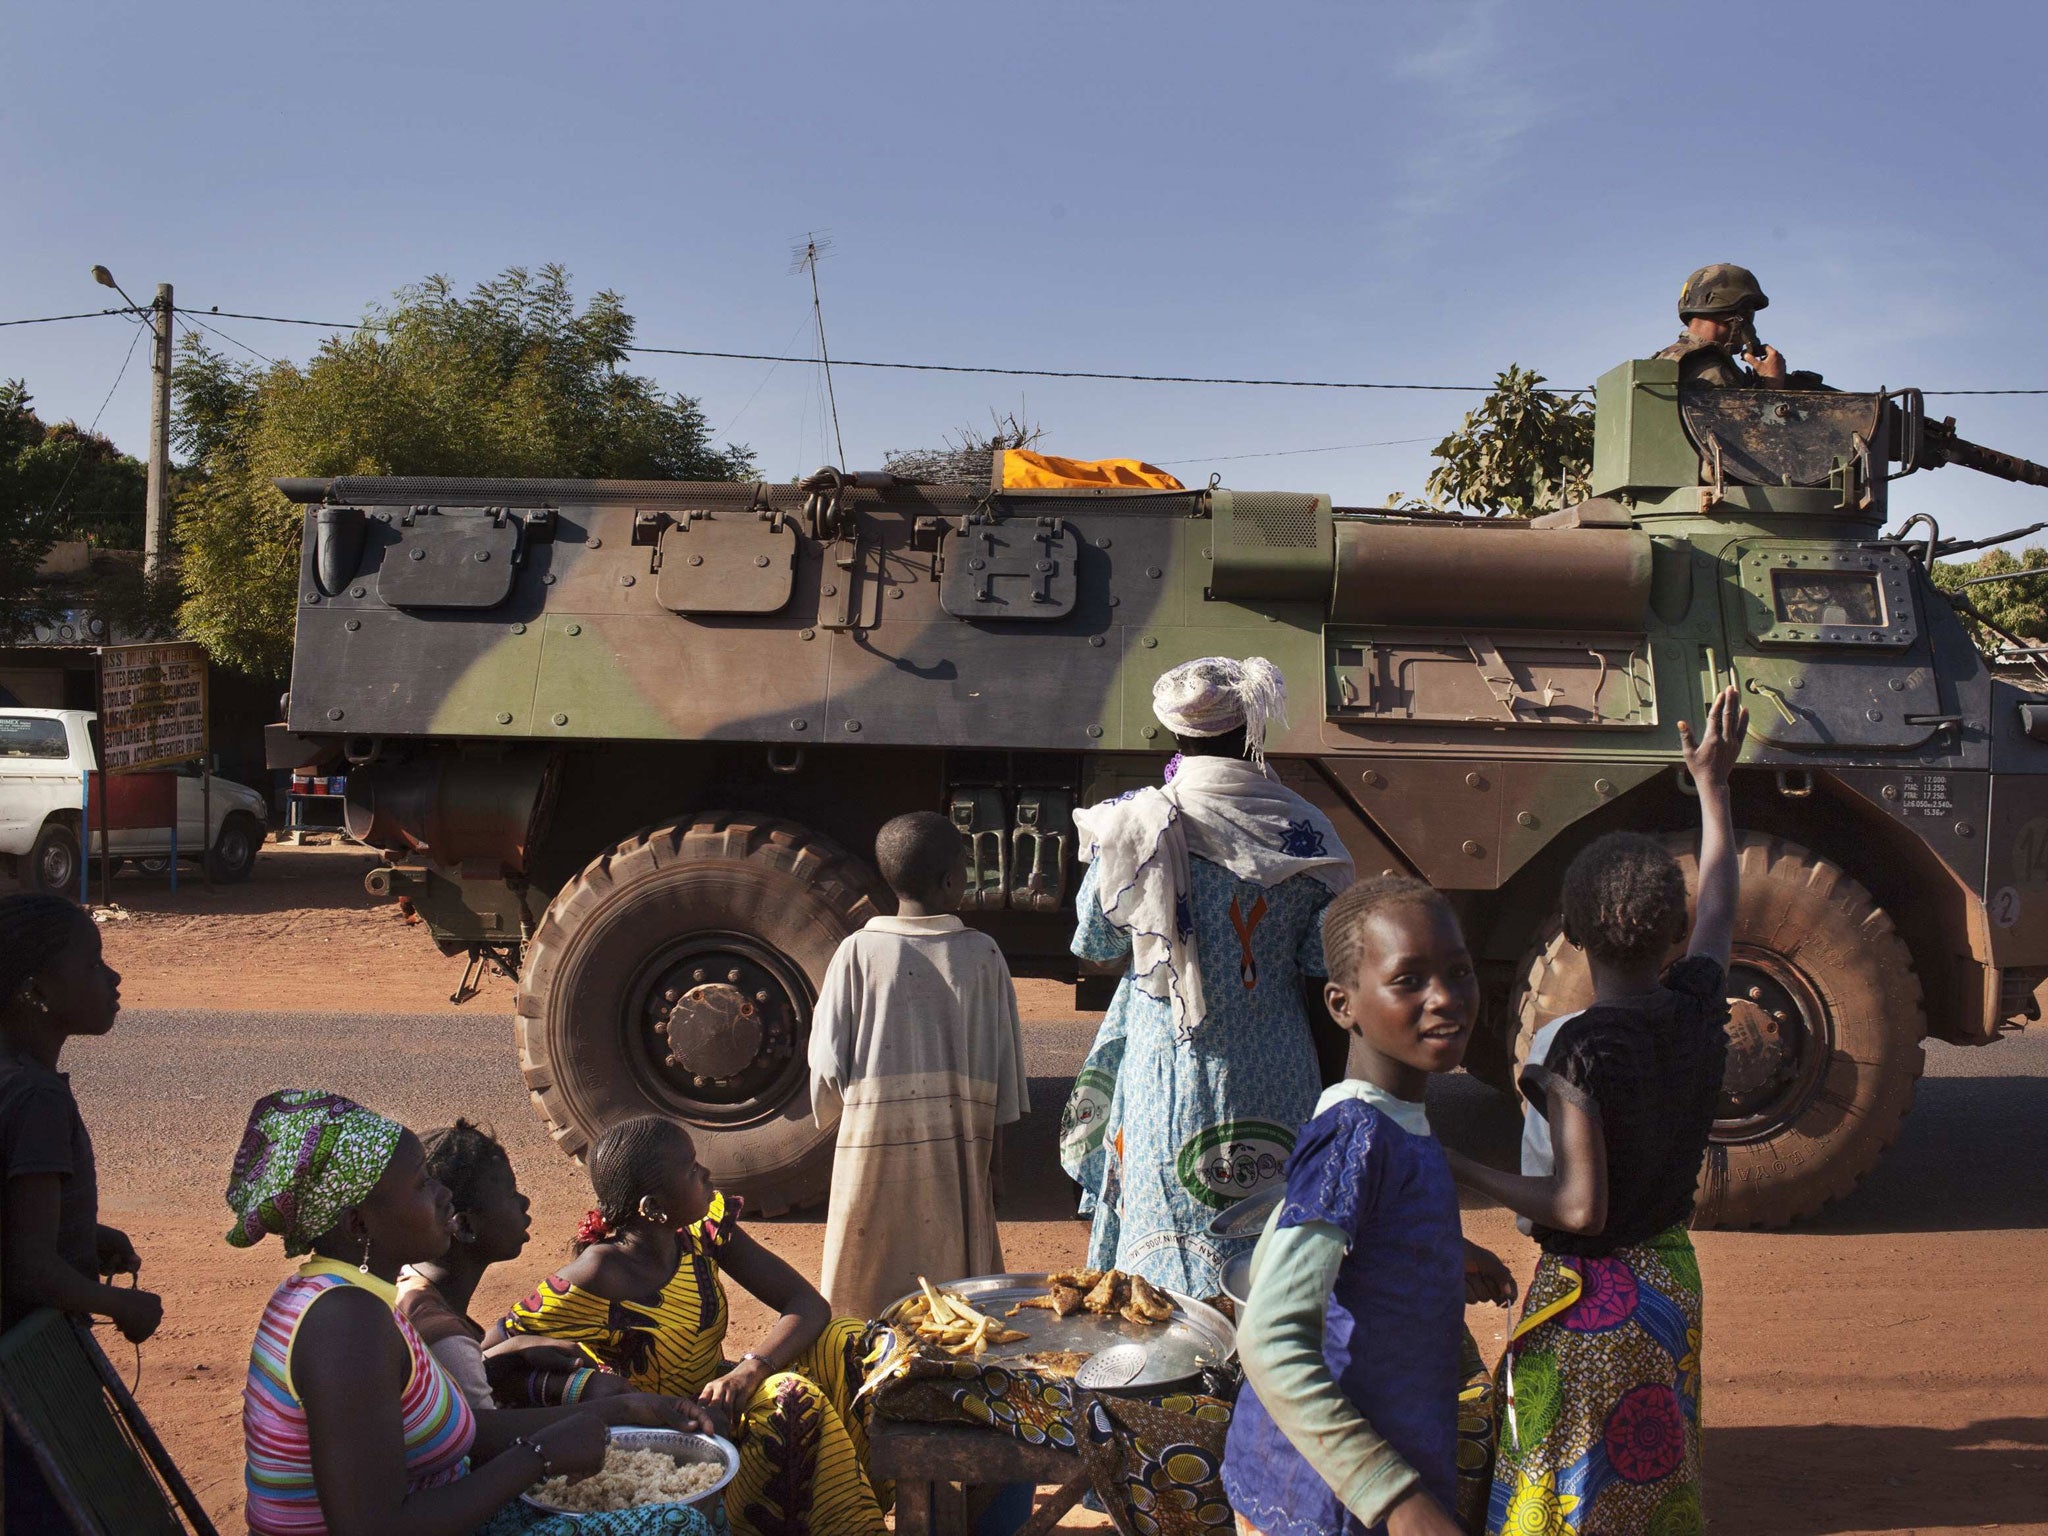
[228,1090,714,1536]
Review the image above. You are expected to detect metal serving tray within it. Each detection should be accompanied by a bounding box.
[882,1272,1235,1390]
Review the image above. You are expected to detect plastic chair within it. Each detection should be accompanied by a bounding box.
[0,1308,217,1535]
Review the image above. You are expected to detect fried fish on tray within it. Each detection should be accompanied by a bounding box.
[1082,1269,1128,1316]
[1125,1273,1175,1323]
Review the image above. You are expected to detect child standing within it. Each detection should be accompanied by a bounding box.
[1222,877,1514,1536]
[809,810,1029,1320]
[1,894,163,1528]
[1448,685,1747,1536]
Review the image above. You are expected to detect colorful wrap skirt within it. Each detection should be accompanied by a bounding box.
[1487,1227,1703,1536]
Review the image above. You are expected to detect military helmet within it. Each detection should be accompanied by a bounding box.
[1678,263,1769,318]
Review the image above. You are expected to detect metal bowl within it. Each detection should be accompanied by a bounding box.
[1206,1189,1281,1241]
[1219,1252,1255,1311]
[520,1427,739,1516]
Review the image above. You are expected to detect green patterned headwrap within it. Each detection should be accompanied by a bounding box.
[225,1090,404,1256]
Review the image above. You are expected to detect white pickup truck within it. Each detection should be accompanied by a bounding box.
[0,708,270,895]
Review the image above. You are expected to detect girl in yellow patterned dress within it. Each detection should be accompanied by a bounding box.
[488,1117,885,1536]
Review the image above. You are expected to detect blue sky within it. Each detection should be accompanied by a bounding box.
[5,0,2046,540]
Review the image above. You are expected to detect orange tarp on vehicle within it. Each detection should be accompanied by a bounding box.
[998,451,1184,491]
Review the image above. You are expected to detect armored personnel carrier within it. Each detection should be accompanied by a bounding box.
[271,359,2048,1226]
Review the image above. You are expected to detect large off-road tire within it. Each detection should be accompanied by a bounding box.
[515,813,882,1216]
[29,821,80,897]
[1512,833,1925,1228]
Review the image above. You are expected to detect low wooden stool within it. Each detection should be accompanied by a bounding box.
[872,1418,1094,1536]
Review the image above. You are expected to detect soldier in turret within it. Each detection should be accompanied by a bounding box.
[1655,263,1790,387]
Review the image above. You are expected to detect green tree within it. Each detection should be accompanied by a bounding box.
[1931,545,2048,653]
[1387,366,1594,516]
[0,380,150,640]
[175,265,755,676]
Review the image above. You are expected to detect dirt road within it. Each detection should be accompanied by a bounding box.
[56,849,2048,1532]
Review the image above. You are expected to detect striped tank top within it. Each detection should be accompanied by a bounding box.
[244,1259,476,1534]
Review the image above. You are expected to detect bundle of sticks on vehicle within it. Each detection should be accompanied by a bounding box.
[1013,1268,1175,1325]
[896,1277,1032,1356]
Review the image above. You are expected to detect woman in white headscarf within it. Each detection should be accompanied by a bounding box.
[1059,657,1353,1297]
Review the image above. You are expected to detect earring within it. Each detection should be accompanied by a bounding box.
[22,989,49,1015]
[638,1196,670,1226]
[359,1234,373,1274]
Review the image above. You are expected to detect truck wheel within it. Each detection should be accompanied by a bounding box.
[29,823,81,897]
[516,813,882,1217]
[1512,833,1924,1229]
[207,814,264,883]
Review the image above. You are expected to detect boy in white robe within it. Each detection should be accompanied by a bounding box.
[810,811,1029,1320]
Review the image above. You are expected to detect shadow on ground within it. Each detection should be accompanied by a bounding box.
[1704,1417,2048,1534]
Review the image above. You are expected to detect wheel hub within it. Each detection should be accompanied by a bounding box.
[663,983,766,1079]
[639,947,803,1110]
[1716,953,1827,1136]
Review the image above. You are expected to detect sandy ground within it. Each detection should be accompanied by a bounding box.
[39,844,2048,1532]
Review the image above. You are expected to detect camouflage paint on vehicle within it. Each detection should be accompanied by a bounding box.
[273,363,2048,1225]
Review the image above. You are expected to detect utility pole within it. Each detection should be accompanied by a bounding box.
[145,282,173,577]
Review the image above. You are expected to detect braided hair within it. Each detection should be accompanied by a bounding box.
[1321,876,1456,984]
[420,1118,510,1217]
[0,894,93,1015]
[1561,832,1689,970]
[576,1115,693,1251]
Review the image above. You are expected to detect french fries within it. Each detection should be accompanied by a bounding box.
[895,1278,1030,1357]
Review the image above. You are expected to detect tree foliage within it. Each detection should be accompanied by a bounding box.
[175,265,756,676]
[1387,366,1594,516]
[0,379,149,640]
[1931,546,2048,652]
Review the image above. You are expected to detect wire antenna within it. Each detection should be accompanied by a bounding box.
[791,233,846,471]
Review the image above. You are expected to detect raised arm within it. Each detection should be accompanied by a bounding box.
[1679,685,1749,971]
[1444,1091,1609,1236]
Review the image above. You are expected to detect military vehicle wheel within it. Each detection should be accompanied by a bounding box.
[515,813,882,1216]
[1512,833,1924,1229]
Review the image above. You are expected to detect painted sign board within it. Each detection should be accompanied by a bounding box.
[97,642,209,772]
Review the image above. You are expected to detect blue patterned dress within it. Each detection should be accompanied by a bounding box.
[1061,856,1333,1297]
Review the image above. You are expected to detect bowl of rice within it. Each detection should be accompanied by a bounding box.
[521,1428,739,1516]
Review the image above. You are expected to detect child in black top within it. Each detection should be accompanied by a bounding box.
[1449,686,1745,1536]
[0,893,163,1523]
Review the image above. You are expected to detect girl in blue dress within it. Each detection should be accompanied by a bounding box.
[1062,656,1354,1297]
[1222,876,1514,1536]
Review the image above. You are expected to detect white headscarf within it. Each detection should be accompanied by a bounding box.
[1151,656,1288,767]
[1075,671,1354,1042]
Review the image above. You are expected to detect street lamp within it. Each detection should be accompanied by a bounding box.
[91,264,143,316]
[89,263,172,575]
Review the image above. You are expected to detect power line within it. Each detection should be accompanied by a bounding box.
[39,318,148,515]
[183,312,276,365]
[10,302,2048,395]
[0,306,151,328]
[1156,435,1436,466]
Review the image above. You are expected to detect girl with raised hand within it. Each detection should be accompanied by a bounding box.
[228,1090,710,1536]
[489,1116,886,1536]
[1448,685,1749,1536]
